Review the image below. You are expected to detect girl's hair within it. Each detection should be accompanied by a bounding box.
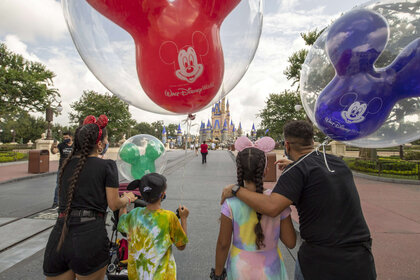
[236,147,266,249]
[56,123,107,251]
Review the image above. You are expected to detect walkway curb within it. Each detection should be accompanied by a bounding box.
[352,171,420,185]
[0,171,57,185]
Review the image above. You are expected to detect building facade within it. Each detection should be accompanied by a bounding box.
[198,98,242,145]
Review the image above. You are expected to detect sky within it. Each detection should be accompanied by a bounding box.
[0,0,368,136]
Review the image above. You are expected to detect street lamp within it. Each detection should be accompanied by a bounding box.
[0,129,3,144]
[46,102,63,140]
[10,129,16,143]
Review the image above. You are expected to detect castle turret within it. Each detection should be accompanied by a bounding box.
[206,120,212,141]
[162,126,167,145]
[177,124,182,147]
[222,119,228,142]
[238,122,243,137]
[251,123,257,140]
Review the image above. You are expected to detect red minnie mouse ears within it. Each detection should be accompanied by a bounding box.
[83,115,109,143]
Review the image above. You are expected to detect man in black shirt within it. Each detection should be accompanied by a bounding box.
[50,131,73,209]
[221,120,376,280]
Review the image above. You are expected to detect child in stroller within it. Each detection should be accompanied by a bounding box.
[106,181,147,280]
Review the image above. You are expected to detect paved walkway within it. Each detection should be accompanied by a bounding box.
[1,150,419,279]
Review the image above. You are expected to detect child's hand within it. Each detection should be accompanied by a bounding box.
[123,192,137,203]
[274,158,293,171]
[178,205,189,219]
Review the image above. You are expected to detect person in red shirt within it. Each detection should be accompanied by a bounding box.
[200,141,208,164]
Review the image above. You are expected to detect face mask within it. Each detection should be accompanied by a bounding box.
[101,143,109,155]
[284,146,289,159]
[63,138,71,144]
[161,193,166,202]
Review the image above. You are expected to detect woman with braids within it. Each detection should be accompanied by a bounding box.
[43,115,137,280]
[212,136,296,280]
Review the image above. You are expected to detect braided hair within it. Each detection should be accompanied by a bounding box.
[56,123,107,251]
[236,147,266,249]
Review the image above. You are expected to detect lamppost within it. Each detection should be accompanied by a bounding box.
[0,129,3,145]
[46,102,63,140]
[10,129,16,143]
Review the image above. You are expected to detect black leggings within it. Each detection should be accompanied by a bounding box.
[201,152,208,163]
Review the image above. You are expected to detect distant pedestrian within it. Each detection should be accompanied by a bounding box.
[201,141,208,164]
[212,136,296,280]
[212,142,216,150]
[43,115,137,279]
[50,131,73,209]
[118,173,189,279]
[195,143,199,156]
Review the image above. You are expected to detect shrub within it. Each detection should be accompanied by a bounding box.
[0,152,27,163]
[404,151,420,160]
[348,158,419,176]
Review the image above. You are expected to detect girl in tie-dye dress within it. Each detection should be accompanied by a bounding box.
[213,141,296,280]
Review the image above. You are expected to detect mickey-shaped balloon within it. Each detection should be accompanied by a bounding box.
[315,9,420,141]
[86,0,240,114]
[119,137,165,179]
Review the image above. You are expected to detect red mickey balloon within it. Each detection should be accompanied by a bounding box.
[86,0,240,114]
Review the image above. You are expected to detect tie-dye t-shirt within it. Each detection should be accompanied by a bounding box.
[221,189,291,280]
[118,208,188,280]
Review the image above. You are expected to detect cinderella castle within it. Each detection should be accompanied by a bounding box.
[198,98,244,145]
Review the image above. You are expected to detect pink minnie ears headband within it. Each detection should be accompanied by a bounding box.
[83,115,109,143]
[234,136,275,153]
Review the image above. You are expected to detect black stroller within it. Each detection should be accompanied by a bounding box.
[106,182,147,280]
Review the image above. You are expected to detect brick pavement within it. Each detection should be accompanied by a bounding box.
[262,152,420,280]
[0,161,59,184]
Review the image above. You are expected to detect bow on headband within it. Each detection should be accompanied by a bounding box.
[83,115,109,143]
[234,136,275,153]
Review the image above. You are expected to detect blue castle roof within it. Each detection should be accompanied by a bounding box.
[214,120,220,130]
[162,126,166,134]
[222,119,228,132]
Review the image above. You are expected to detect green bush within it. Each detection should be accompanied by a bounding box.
[0,145,33,151]
[348,158,419,176]
[404,151,420,160]
[0,152,27,162]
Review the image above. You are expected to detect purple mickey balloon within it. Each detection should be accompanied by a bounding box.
[315,9,420,141]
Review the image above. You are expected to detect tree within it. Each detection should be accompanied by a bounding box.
[69,90,135,140]
[0,43,60,116]
[283,29,325,88]
[166,124,178,138]
[133,122,154,136]
[1,112,47,143]
[258,90,306,140]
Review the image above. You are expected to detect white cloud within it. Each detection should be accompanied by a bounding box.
[3,35,40,62]
[0,0,66,42]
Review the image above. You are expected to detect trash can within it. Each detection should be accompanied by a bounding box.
[263,152,277,182]
[28,150,50,174]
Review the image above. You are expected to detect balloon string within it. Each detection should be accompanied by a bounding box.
[180,114,196,206]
